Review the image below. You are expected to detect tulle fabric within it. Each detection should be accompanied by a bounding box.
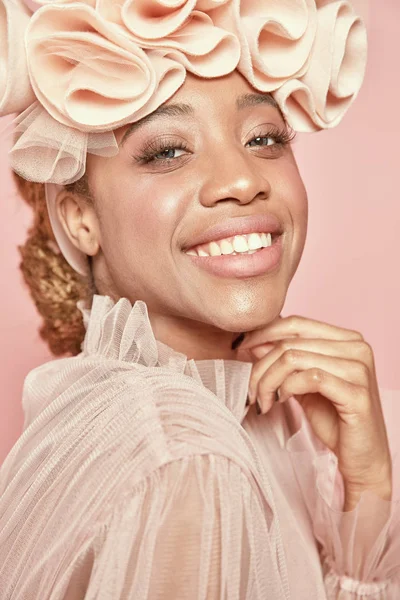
[285,405,400,599]
[6,102,119,184]
[0,294,399,599]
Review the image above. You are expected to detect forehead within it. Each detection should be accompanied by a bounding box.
[167,69,276,106]
[118,70,282,145]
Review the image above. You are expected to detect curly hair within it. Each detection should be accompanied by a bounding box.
[13,172,97,357]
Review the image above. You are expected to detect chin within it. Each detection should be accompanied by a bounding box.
[207,302,282,333]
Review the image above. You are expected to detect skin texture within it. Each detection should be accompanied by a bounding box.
[56,68,392,513]
[57,69,308,361]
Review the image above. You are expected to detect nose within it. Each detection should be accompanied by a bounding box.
[198,142,272,208]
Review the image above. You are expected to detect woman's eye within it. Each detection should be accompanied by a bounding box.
[153,147,186,160]
[247,135,276,148]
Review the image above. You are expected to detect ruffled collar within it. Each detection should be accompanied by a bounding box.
[77,294,253,423]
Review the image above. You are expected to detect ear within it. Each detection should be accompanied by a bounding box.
[56,189,101,257]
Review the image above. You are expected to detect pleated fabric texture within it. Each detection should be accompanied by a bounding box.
[0,294,399,599]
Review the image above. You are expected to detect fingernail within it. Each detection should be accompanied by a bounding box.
[246,394,250,406]
[256,399,262,415]
[231,332,245,350]
[275,389,280,402]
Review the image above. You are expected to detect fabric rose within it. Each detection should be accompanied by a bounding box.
[211,0,318,92]
[273,0,368,131]
[0,0,35,115]
[26,2,185,132]
[120,0,241,77]
[8,48,187,185]
[33,0,124,24]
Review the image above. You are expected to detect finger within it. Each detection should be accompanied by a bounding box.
[257,367,371,417]
[249,352,370,412]
[248,338,373,404]
[240,314,363,349]
[248,343,276,359]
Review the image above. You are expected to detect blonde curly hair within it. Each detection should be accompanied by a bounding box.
[13,172,97,356]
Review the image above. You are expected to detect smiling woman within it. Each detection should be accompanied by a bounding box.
[1,0,400,599]
[49,71,308,347]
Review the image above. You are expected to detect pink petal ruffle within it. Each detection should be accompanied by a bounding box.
[121,0,240,77]
[0,0,35,114]
[212,0,318,92]
[272,1,368,131]
[26,3,185,131]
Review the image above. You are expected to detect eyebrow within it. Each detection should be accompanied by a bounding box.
[120,92,280,147]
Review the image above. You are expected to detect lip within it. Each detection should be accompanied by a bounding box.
[182,213,284,251]
[184,233,284,279]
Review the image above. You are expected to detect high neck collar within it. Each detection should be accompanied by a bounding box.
[78,294,253,423]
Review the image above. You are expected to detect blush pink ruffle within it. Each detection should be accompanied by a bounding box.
[26,3,188,131]
[0,0,35,114]
[212,0,318,92]
[273,1,368,131]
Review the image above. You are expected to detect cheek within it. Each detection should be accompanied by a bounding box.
[274,159,308,221]
[290,177,308,235]
[291,170,308,235]
[101,178,185,263]
[276,161,308,266]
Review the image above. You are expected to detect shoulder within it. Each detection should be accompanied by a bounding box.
[4,353,257,510]
[0,356,276,592]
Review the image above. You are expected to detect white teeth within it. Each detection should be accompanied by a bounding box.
[220,239,234,255]
[247,232,264,250]
[232,235,249,253]
[209,241,222,256]
[186,231,274,257]
[261,232,270,247]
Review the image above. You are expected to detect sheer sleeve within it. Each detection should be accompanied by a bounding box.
[66,453,286,600]
[286,394,400,599]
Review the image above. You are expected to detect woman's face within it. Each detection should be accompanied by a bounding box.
[74,69,308,359]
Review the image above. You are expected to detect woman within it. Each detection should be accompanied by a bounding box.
[0,0,399,598]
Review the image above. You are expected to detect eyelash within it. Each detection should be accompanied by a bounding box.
[132,125,296,166]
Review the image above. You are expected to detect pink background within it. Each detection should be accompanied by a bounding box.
[1,2,399,469]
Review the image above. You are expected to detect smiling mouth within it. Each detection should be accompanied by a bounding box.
[184,232,281,257]
[183,233,284,279]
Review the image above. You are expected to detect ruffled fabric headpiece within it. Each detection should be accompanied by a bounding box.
[0,0,368,275]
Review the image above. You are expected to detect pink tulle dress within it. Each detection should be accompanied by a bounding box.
[0,294,399,599]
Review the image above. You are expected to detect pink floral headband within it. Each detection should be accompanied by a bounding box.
[0,0,367,275]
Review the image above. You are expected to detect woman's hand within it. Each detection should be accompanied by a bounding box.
[239,315,393,505]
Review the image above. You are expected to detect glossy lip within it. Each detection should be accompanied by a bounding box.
[182,213,283,251]
[184,233,284,279]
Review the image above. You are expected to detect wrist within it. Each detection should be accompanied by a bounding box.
[343,481,392,512]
